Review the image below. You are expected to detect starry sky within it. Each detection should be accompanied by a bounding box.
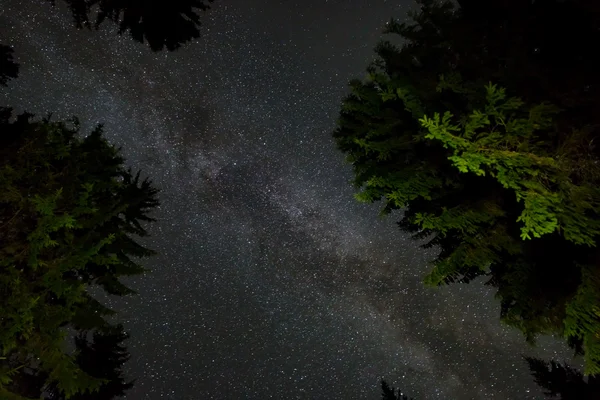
[0,0,576,399]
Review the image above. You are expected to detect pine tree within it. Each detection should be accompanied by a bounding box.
[0,109,159,398]
[334,0,600,374]
[47,0,214,51]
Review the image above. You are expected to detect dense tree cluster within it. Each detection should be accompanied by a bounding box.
[334,0,600,374]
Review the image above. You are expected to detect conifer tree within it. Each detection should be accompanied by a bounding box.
[334,0,600,374]
[0,109,159,398]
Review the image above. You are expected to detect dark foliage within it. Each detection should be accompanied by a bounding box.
[526,357,600,400]
[381,379,413,400]
[334,0,600,373]
[0,44,19,86]
[49,0,214,51]
[0,108,159,398]
[46,324,135,400]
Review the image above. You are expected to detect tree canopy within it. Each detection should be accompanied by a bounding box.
[48,0,214,51]
[0,108,159,398]
[334,0,600,374]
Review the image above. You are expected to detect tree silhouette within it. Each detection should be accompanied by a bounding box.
[42,324,135,400]
[525,357,600,400]
[7,324,134,400]
[0,44,19,86]
[380,361,600,400]
[381,379,414,400]
[334,0,600,374]
[0,109,159,398]
[49,0,214,51]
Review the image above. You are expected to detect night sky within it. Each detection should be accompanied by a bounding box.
[0,1,576,398]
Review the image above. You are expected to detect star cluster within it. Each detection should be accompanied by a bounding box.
[0,0,573,398]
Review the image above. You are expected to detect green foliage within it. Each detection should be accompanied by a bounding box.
[0,109,159,398]
[334,0,600,375]
[419,83,600,246]
[564,266,600,376]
